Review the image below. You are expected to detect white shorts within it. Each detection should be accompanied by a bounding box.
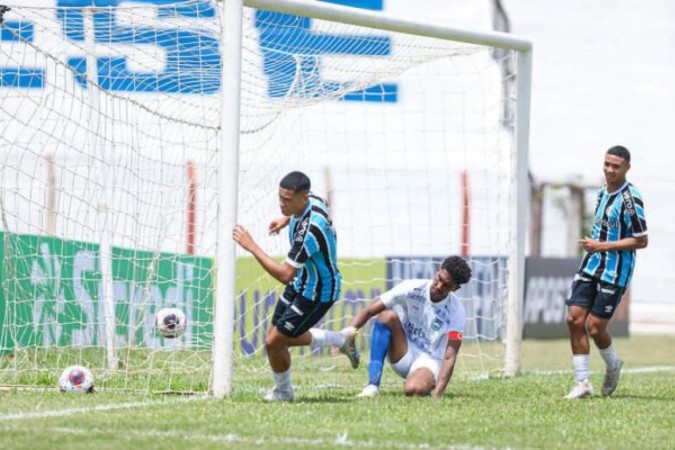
[387,343,440,383]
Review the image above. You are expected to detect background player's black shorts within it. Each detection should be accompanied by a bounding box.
[566,271,626,319]
[271,286,335,337]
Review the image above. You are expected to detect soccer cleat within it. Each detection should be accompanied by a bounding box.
[356,384,380,398]
[338,330,360,369]
[263,387,294,402]
[565,379,595,399]
[601,358,623,397]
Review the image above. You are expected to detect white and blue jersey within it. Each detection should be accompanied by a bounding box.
[286,195,341,302]
[380,279,465,362]
[580,182,648,287]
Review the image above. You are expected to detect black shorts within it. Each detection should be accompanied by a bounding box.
[271,286,336,337]
[566,272,626,319]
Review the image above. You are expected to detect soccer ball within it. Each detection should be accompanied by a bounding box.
[155,307,186,338]
[58,365,95,394]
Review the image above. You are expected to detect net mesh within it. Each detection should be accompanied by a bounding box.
[0,0,517,392]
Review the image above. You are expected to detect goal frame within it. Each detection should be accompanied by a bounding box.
[214,0,532,397]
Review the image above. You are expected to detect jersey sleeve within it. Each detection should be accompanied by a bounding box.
[623,186,648,237]
[379,280,422,309]
[447,296,466,338]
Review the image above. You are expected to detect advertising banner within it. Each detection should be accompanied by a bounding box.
[523,257,629,339]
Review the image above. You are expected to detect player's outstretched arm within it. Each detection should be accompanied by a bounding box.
[346,298,386,333]
[432,339,462,398]
[232,224,297,284]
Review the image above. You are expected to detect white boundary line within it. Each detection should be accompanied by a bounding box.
[1,365,673,423]
[521,365,675,377]
[0,425,484,450]
[0,395,209,422]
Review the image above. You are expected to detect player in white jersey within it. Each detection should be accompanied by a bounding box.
[343,256,472,398]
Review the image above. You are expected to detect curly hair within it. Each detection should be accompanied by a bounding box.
[440,256,472,287]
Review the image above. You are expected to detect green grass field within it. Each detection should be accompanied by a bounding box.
[0,335,673,449]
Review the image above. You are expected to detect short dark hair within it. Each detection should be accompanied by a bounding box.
[280,171,311,193]
[607,145,631,163]
[441,256,472,287]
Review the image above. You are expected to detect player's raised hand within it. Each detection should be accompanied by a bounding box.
[268,216,290,235]
[232,224,256,252]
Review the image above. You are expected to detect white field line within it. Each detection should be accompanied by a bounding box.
[520,365,675,377]
[0,425,484,450]
[0,395,209,422]
[1,365,673,424]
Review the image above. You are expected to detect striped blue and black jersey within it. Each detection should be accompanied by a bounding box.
[579,181,648,287]
[286,194,341,302]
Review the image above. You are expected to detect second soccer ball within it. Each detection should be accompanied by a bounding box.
[155,307,187,339]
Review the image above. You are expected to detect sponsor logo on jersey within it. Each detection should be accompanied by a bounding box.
[294,219,308,243]
[596,218,618,228]
[431,317,443,332]
[622,190,636,216]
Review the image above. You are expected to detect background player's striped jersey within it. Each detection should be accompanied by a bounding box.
[286,195,341,302]
[580,182,647,287]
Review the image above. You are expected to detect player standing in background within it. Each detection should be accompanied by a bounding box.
[342,256,472,398]
[233,171,359,402]
[565,146,648,399]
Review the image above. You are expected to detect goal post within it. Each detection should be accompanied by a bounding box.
[215,0,532,390]
[0,0,531,396]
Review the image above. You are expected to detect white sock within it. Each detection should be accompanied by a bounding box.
[572,354,590,382]
[598,343,618,369]
[272,369,292,391]
[309,328,345,348]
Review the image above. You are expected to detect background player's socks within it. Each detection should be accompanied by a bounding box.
[367,321,392,386]
[598,343,618,369]
[572,354,590,382]
[310,328,345,348]
[273,368,292,392]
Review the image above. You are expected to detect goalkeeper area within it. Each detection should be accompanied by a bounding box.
[0,0,530,394]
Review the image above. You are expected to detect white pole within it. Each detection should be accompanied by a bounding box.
[245,0,531,51]
[84,7,117,371]
[212,0,244,398]
[504,49,533,377]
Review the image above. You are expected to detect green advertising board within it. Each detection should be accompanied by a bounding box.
[0,233,213,353]
[0,233,385,356]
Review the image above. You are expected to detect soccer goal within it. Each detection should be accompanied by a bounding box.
[0,0,531,396]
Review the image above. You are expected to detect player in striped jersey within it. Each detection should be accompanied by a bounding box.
[342,256,472,398]
[233,171,358,402]
[565,146,648,399]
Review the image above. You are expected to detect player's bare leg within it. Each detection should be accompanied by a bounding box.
[265,327,311,372]
[404,368,435,397]
[566,305,591,355]
[376,309,408,364]
[263,327,311,401]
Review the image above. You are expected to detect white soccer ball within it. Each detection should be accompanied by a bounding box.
[58,365,95,394]
[155,307,187,339]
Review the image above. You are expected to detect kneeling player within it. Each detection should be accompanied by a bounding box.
[344,256,472,398]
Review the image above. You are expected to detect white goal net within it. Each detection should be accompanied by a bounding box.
[0,0,529,394]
